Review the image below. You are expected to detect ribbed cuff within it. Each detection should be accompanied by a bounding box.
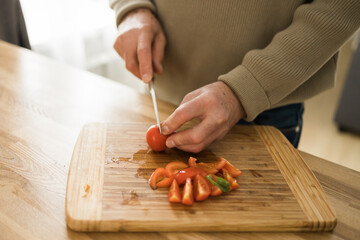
[111,0,157,26]
[218,65,271,121]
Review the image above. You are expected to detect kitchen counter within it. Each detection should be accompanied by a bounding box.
[0,40,359,240]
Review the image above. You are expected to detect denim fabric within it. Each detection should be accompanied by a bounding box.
[237,103,304,148]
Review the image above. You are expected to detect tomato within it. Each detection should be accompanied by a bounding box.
[223,158,242,177]
[146,125,168,152]
[157,175,175,188]
[165,161,189,177]
[175,167,208,185]
[148,168,167,189]
[222,168,239,190]
[168,179,181,203]
[211,185,223,196]
[193,174,211,201]
[182,178,194,205]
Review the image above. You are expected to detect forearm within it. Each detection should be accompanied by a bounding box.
[219,0,360,121]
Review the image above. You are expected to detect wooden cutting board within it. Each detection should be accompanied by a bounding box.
[66,123,336,232]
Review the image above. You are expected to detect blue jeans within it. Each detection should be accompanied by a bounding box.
[237,103,304,148]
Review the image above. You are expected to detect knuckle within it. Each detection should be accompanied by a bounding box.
[189,134,203,145]
[206,92,217,105]
[215,116,227,126]
[182,92,193,103]
[125,60,136,72]
[159,33,167,44]
[137,46,149,56]
[174,105,189,122]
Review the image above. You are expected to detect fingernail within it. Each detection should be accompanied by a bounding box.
[159,64,163,74]
[166,139,176,148]
[162,124,170,135]
[142,73,152,83]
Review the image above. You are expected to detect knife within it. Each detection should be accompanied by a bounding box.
[148,76,162,134]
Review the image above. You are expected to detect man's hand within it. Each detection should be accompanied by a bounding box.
[161,81,246,153]
[114,8,166,83]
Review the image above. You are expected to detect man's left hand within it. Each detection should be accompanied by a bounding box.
[161,81,246,153]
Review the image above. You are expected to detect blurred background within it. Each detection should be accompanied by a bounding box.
[20,0,143,91]
[17,0,360,171]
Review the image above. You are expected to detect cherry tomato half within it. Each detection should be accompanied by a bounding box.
[165,161,189,177]
[193,174,211,201]
[148,168,167,189]
[188,157,225,174]
[222,168,239,190]
[146,125,169,152]
[182,178,194,205]
[168,179,182,203]
[223,158,242,177]
[175,167,208,185]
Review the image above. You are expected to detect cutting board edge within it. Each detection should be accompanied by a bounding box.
[66,122,106,231]
[255,125,337,231]
[65,218,329,232]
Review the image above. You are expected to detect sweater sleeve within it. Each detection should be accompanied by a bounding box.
[218,0,360,121]
[109,0,156,26]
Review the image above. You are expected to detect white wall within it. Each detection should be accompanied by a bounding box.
[20,0,145,92]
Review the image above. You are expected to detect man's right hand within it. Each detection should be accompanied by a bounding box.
[114,8,166,83]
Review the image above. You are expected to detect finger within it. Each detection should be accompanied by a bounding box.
[137,34,153,83]
[124,49,141,79]
[165,116,218,148]
[175,127,227,153]
[152,33,166,74]
[113,36,124,59]
[180,88,202,105]
[162,98,205,135]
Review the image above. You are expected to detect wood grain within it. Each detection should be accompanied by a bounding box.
[256,126,337,231]
[66,123,336,232]
[66,123,106,231]
[1,41,359,239]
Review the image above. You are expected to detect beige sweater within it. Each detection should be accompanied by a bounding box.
[110,0,360,121]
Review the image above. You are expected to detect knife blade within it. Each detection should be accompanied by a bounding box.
[148,76,162,134]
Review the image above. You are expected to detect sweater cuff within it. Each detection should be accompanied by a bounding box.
[218,65,271,121]
[111,0,157,26]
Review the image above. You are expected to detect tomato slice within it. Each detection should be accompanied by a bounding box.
[188,157,197,167]
[208,174,222,196]
[223,158,242,177]
[148,168,167,189]
[211,185,223,196]
[165,161,189,177]
[168,179,181,203]
[188,157,217,174]
[211,158,227,170]
[196,163,218,174]
[222,168,239,190]
[175,167,208,185]
[193,174,211,201]
[182,178,194,205]
[157,175,175,188]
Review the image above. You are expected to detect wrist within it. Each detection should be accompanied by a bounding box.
[121,7,153,24]
[218,81,247,120]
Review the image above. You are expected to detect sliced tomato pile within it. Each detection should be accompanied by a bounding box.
[148,157,242,205]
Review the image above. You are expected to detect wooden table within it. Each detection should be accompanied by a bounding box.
[0,41,359,240]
